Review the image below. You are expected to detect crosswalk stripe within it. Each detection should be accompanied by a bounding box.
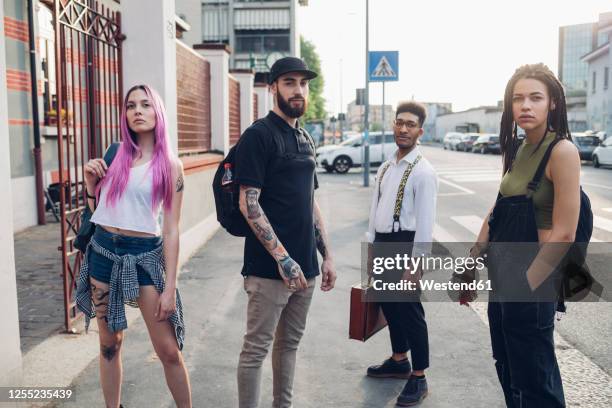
[437,169,501,174]
[445,175,501,182]
[438,178,475,195]
[433,224,456,242]
[448,215,608,242]
[593,215,612,233]
[450,215,484,236]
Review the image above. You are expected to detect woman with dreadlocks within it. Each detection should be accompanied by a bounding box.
[471,64,580,407]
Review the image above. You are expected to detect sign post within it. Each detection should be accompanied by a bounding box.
[368,50,399,165]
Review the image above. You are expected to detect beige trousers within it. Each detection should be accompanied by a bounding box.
[237,275,316,408]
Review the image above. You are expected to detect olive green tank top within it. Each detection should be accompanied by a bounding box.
[499,132,556,229]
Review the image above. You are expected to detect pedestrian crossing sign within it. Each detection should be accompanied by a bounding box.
[369,51,399,82]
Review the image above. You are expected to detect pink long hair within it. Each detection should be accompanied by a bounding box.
[96,84,175,211]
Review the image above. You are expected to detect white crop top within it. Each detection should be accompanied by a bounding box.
[90,161,162,235]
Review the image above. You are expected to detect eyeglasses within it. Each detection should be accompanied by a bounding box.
[393,119,419,129]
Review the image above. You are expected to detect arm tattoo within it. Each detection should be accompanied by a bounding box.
[245,189,261,219]
[314,220,327,258]
[176,174,184,193]
[278,255,300,280]
[253,221,278,250]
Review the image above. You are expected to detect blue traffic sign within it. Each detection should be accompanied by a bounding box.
[368,51,399,82]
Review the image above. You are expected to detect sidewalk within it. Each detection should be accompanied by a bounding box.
[13,214,72,355]
[54,174,504,408]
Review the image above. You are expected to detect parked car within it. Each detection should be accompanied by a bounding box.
[572,133,601,161]
[443,132,463,150]
[455,133,480,152]
[592,136,612,168]
[472,134,501,154]
[316,131,396,173]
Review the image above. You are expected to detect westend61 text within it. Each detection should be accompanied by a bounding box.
[372,279,492,292]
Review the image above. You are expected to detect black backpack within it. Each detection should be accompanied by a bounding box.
[212,117,280,237]
[517,138,599,309]
[74,142,120,252]
[212,117,315,237]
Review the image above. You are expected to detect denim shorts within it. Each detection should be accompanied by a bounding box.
[88,227,163,286]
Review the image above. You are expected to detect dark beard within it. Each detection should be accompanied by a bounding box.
[277,93,307,118]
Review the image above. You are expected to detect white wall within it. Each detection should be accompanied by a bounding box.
[121,0,178,153]
[197,46,231,153]
[232,71,255,133]
[0,0,24,386]
[11,176,37,232]
[175,0,202,48]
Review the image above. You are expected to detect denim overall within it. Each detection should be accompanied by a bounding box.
[486,140,565,408]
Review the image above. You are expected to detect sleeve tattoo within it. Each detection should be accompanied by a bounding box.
[246,189,262,219]
[314,217,328,258]
[244,189,278,250]
[278,255,300,279]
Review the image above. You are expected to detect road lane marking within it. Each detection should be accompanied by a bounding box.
[594,215,612,233]
[438,178,475,195]
[450,215,484,236]
[445,175,501,182]
[433,224,457,242]
[582,182,612,191]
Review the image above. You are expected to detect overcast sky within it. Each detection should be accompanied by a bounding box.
[298,0,611,114]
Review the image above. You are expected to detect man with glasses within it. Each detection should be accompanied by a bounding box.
[365,101,438,406]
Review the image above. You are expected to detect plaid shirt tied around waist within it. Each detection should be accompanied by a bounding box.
[76,237,185,350]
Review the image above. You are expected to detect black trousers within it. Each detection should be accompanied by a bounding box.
[487,195,565,408]
[374,230,429,371]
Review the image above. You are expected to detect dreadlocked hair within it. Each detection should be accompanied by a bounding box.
[499,63,572,174]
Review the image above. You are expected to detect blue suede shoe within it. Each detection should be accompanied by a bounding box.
[367,357,412,379]
[396,375,428,406]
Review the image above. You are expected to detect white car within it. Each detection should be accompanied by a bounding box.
[443,132,463,150]
[592,137,612,168]
[316,132,397,173]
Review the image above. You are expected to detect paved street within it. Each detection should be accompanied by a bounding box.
[53,145,611,407]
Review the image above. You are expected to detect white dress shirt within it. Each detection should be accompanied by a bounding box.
[366,147,438,258]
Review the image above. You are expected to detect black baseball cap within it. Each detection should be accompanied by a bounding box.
[268,57,318,84]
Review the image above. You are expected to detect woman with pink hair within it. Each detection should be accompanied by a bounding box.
[76,84,191,407]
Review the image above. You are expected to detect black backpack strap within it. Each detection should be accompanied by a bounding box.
[103,142,120,166]
[299,127,316,155]
[526,138,561,197]
[260,116,286,155]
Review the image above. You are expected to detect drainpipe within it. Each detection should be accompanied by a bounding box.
[27,0,45,225]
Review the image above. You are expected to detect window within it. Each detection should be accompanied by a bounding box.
[235,30,289,53]
[202,3,229,43]
[592,71,597,94]
[605,67,609,91]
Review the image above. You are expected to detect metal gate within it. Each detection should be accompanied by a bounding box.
[53,0,124,332]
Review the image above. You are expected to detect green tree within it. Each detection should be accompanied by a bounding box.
[370,123,383,132]
[300,36,326,121]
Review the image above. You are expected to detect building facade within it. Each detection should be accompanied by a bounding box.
[435,106,502,142]
[422,102,452,142]
[346,100,395,132]
[559,22,603,94]
[582,13,612,136]
[176,0,307,82]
